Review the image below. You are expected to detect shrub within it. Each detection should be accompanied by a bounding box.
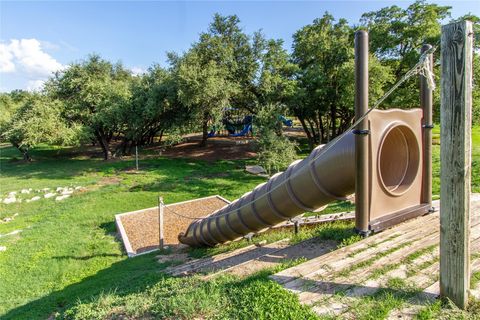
[254,104,297,174]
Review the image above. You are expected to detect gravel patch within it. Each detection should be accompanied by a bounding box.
[118,196,230,255]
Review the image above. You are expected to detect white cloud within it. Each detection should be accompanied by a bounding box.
[0,44,15,72]
[130,66,146,76]
[0,39,64,91]
[6,39,64,77]
[27,79,46,92]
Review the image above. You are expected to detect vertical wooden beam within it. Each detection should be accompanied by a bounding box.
[158,196,164,249]
[354,30,370,236]
[420,44,433,209]
[440,20,473,309]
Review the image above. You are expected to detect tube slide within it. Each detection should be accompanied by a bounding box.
[179,132,356,247]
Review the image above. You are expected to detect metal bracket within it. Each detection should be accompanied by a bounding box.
[428,206,436,213]
[355,228,372,238]
[294,220,301,234]
[244,233,254,242]
[352,129,370,135]
[422,124,435,129]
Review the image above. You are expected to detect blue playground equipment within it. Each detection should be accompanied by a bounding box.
[279,115,293,127]
[207,111,292,137]
[231,123,253,137]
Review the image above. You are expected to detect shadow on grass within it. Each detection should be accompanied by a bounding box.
[52,253,122,261]
[1,252,169,320]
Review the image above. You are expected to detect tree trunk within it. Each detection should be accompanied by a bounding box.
[158,129,164,144]
[95,131,111,160]
[318,115,325,143]
[200,111,209,147]
[127,142,134,155]
[23,149,31,161]
[298,116,314,150]
[13,143,31,161]
[308,119,318,144]
[330,104,337,141]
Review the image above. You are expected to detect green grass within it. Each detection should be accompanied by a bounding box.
[337,241,413,278]
[62,258,319,320]
[0,125,478,319]
[0,143,355,319]
[349,278,419,320]
[431,125,480,195]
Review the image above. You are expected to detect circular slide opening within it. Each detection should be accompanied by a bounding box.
[378,124,420,196]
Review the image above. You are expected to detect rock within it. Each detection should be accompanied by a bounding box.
[61,190,73,195]
[74,186,83,190]
[42,188,50,192]
[30,196,41,202]
[55,195,70,201]
[8,191,17,196]
[0,246,6,252]
[21,189,30,194]
[3,197,16,204]
[44,193,56,198]
[245,165,267,175]
[56,187,64,192]
[1,213,18,223]
[0,229,22,238]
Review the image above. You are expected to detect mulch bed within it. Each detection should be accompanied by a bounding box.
[161,142,257,162]
[117,196,230,255]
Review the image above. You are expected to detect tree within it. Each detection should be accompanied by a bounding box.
[171,15,245,146]
[360,0,451,108]
[47,54,132,159]
[1,95,75,161]
[291,13,392,148]
[117,65,185,154]
[256,38,299,109]
[174,49,236,146]
[0,90,33,137]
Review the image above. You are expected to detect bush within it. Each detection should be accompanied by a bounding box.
[255,104,297,174]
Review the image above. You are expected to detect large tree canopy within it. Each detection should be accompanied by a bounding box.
[291,13,392,147]
[360,0,451,108]
[171,14,298,146]
[2,4,476,161]
[117,65,184,154]
[1,95,76,160]
[47,55,132,159]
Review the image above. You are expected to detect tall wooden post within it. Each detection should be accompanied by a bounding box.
[440,20,473,309]
[158,196,164,249]
[420,44,433,209]
[354,30,370,236]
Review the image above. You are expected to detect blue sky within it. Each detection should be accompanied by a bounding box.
[0,1,478,92]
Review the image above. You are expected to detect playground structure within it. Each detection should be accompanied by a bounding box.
[179,108,430,246]
[178,30,434,247]
[106,20,474,311]
[208,109,293,138]
[175,21,474,310]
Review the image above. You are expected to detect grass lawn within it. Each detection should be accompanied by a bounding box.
[0,125,479,319]
[0,143,358,319]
